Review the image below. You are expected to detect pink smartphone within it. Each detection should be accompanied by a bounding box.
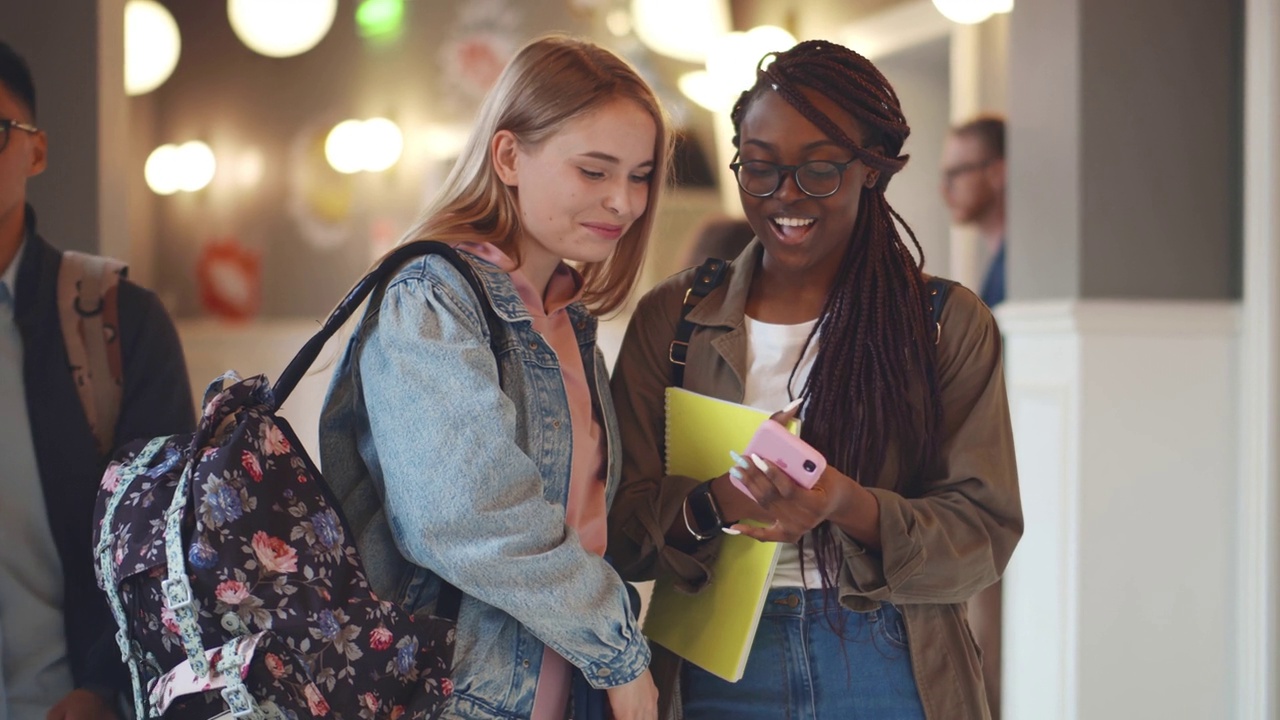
[742,420,827,490]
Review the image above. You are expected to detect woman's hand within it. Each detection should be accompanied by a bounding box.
[725,455,855,543]
[605,668,659,720]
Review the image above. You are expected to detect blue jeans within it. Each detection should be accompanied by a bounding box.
[682,587,926,720]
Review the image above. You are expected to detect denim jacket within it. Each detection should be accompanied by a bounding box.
[319,250,650,720]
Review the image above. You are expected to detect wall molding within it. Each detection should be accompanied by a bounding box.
[996,299,1240,337]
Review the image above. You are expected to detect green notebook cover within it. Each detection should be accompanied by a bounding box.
[641,387,795,682]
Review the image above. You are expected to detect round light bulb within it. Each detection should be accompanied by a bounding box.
[695,26,797,112]
[932,0,997,25]
[228,0,338,58]
[630,0,730,63]
[325,120,368,174]
[145,144,181,195]
[361,118,403,172]
[176,141,217,192]
[124,0,181,96]
[678,70,730,113]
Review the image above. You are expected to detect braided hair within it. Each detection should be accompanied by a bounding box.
[731,40,944,588]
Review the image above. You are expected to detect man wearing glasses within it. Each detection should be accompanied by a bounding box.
[0,41,193,720]
[941,115,1007,310]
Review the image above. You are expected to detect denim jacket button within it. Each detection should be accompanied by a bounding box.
[528,342,537,350]
[522,658,531,668]
[552,420,561,429]
[596,668,612,678]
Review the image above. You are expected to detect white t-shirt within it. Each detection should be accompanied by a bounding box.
[740,315,827,589]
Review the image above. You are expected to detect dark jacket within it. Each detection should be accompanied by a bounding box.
[12,207,195,698]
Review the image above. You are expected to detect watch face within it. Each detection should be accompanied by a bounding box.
[689,485,724,535]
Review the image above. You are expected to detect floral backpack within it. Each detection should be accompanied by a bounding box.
[92,242,501,720]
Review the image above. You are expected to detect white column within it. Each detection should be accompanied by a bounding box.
[1235,0,1280,716]
[1000,301,1240,720]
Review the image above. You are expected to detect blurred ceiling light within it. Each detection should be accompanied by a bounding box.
[145,144,181,195]
[932,0,1013,25]
[228,0,338,58]
[325,118,404,174]
[682,26,797,113]
[420,124,470,161]
[146,141,217,195]
[630,0,730,63]
[124,0,181,96]
[176,141,218,192]
[361,118,404,172]
[356,0,405,39]
[605,9,633,38]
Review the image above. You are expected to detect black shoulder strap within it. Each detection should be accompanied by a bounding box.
[670,258,730,388]
[926,277,958,345]
[271,240,494,623]
[272,240,501,407]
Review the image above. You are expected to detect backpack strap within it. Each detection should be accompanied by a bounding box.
[926,277,958,345]
[669,258,730,388]
[58,251,128,456]
[271,241,502,625]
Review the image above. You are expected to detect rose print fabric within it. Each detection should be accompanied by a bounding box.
[93,375,455,720]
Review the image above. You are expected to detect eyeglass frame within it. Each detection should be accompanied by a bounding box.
[941,158,996,185]
[728,156,860,199]
[0,119,41,154]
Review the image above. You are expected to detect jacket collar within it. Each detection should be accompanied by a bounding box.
[457,249,598,336]
[13,204,58,329]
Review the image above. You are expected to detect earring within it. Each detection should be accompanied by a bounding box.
[866,173,879,188]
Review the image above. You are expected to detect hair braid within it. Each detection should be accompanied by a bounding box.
[731,40,945,596]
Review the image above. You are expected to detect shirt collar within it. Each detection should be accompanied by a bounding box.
[0,236,25,311]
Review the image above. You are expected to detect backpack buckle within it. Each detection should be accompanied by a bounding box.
[220,684,259,718]
[161,577,193,613]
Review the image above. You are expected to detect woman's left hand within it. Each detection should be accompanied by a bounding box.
[726,458,855,544]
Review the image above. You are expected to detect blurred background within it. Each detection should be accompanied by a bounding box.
[8,0,1280,718]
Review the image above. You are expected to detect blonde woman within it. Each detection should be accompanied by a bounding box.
[320,36,669,720]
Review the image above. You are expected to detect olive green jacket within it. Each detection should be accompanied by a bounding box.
[607,241,1022,720]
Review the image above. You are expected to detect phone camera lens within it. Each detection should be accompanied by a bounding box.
[803,460,817,472]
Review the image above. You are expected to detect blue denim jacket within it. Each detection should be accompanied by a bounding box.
[319,251,650,719]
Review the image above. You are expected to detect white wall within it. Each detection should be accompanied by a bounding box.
[876,38,953,278]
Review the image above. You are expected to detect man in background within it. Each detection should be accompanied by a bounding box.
[0,40,194,720]
[942,114,1006,309]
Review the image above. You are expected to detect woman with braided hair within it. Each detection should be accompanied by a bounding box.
[608,40,1021,719]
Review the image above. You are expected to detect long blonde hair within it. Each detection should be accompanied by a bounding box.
[402,34,671,315]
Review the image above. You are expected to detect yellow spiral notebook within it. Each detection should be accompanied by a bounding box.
[641,387,797,682]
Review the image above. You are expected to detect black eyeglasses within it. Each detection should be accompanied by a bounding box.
[729,158,859,199]
[0,118,40,154]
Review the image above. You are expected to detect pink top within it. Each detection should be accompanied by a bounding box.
[460,242,608,719]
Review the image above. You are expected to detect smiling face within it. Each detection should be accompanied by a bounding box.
[492,97,656,281]
[735,87,876,277]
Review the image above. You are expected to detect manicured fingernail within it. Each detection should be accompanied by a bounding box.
[782,397,803,413]
[749,453,769,472]
[729,467,745,481]
[728,450,750,469]
[721,526,742,535]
